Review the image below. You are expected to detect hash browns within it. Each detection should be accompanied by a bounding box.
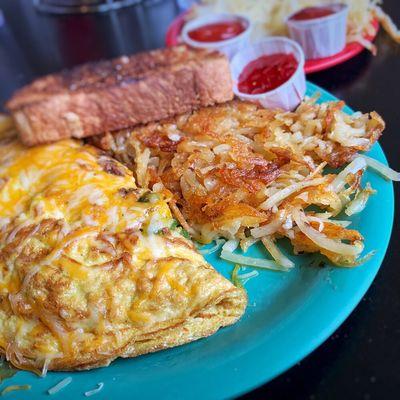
[92,98,384,266]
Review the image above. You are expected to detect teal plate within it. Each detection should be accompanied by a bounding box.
[1,83,394,399]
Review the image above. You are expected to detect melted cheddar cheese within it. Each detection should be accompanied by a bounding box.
[0,132,246,372]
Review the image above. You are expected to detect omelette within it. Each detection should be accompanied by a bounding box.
[0,126,246,372]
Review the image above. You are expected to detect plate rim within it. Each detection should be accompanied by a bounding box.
[2,82,394,400]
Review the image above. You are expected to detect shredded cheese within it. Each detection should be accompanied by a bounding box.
[1,384,31,396]
[47,377,73,395]
[84,382,104,397]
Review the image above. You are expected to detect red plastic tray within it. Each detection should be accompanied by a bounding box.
[165,12,379,74]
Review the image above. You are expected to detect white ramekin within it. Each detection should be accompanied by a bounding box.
[230,37,306,111]
[181,13,252,60]
[286,4,349,60]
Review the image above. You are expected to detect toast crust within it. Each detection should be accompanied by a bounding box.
[6,46,233,146]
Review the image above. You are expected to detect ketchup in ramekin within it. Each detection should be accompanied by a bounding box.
[182,14,251,59]
[188,20,246,43]
[286,4,349,59]
[238,53,298,95]
[230,37,306,111]
[289,6,336,21]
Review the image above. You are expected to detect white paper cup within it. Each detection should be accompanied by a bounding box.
[230,37,306,111]
[182,13,252,60]
[286,4,349,60]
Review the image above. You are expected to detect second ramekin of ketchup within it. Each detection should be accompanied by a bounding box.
[182,14,251,59]
[286,4,349,59]
[230,37,306,110]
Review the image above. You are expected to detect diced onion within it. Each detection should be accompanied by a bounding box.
[167,133,181,142]
[240,237,259,253]
[41,358,51,377]
[152,182,164,192]
[85,383,104,397]
[313,212,332,219]
[222,239,239,252]
[237,270,259,280]
[250,215,283,238]
[203,176,217,191]
[330,157,366,192]
[199,239,225,255]
[213,144,231,154]
[361,155,400,181]
[327,220,352,228]
[308,217,352,228]
[345,183,376,216]
[238,270,259,285]
[259,177,326,210]
[261,237,294,268]
[292,209,363,257]
[220,250,288,271]
[47,377,73,395]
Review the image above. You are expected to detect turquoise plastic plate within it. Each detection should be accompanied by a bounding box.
[2,83,394,399]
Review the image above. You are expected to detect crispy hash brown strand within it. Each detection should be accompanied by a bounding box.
[0,122,246,372]
[91,98,384,266]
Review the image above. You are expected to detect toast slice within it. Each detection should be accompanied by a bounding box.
[6,46,233,146]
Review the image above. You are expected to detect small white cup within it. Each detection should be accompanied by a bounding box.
[230,37,306,111]
[182,13,252,60]
[286,4,349,60]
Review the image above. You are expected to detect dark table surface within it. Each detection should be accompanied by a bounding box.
[0,1,399,399]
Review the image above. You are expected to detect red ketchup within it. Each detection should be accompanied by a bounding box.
[289,6,336,21]
[238,54,298,95]
[188,20,246,42]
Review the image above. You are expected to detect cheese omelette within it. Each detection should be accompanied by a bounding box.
[0,127,246,372]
